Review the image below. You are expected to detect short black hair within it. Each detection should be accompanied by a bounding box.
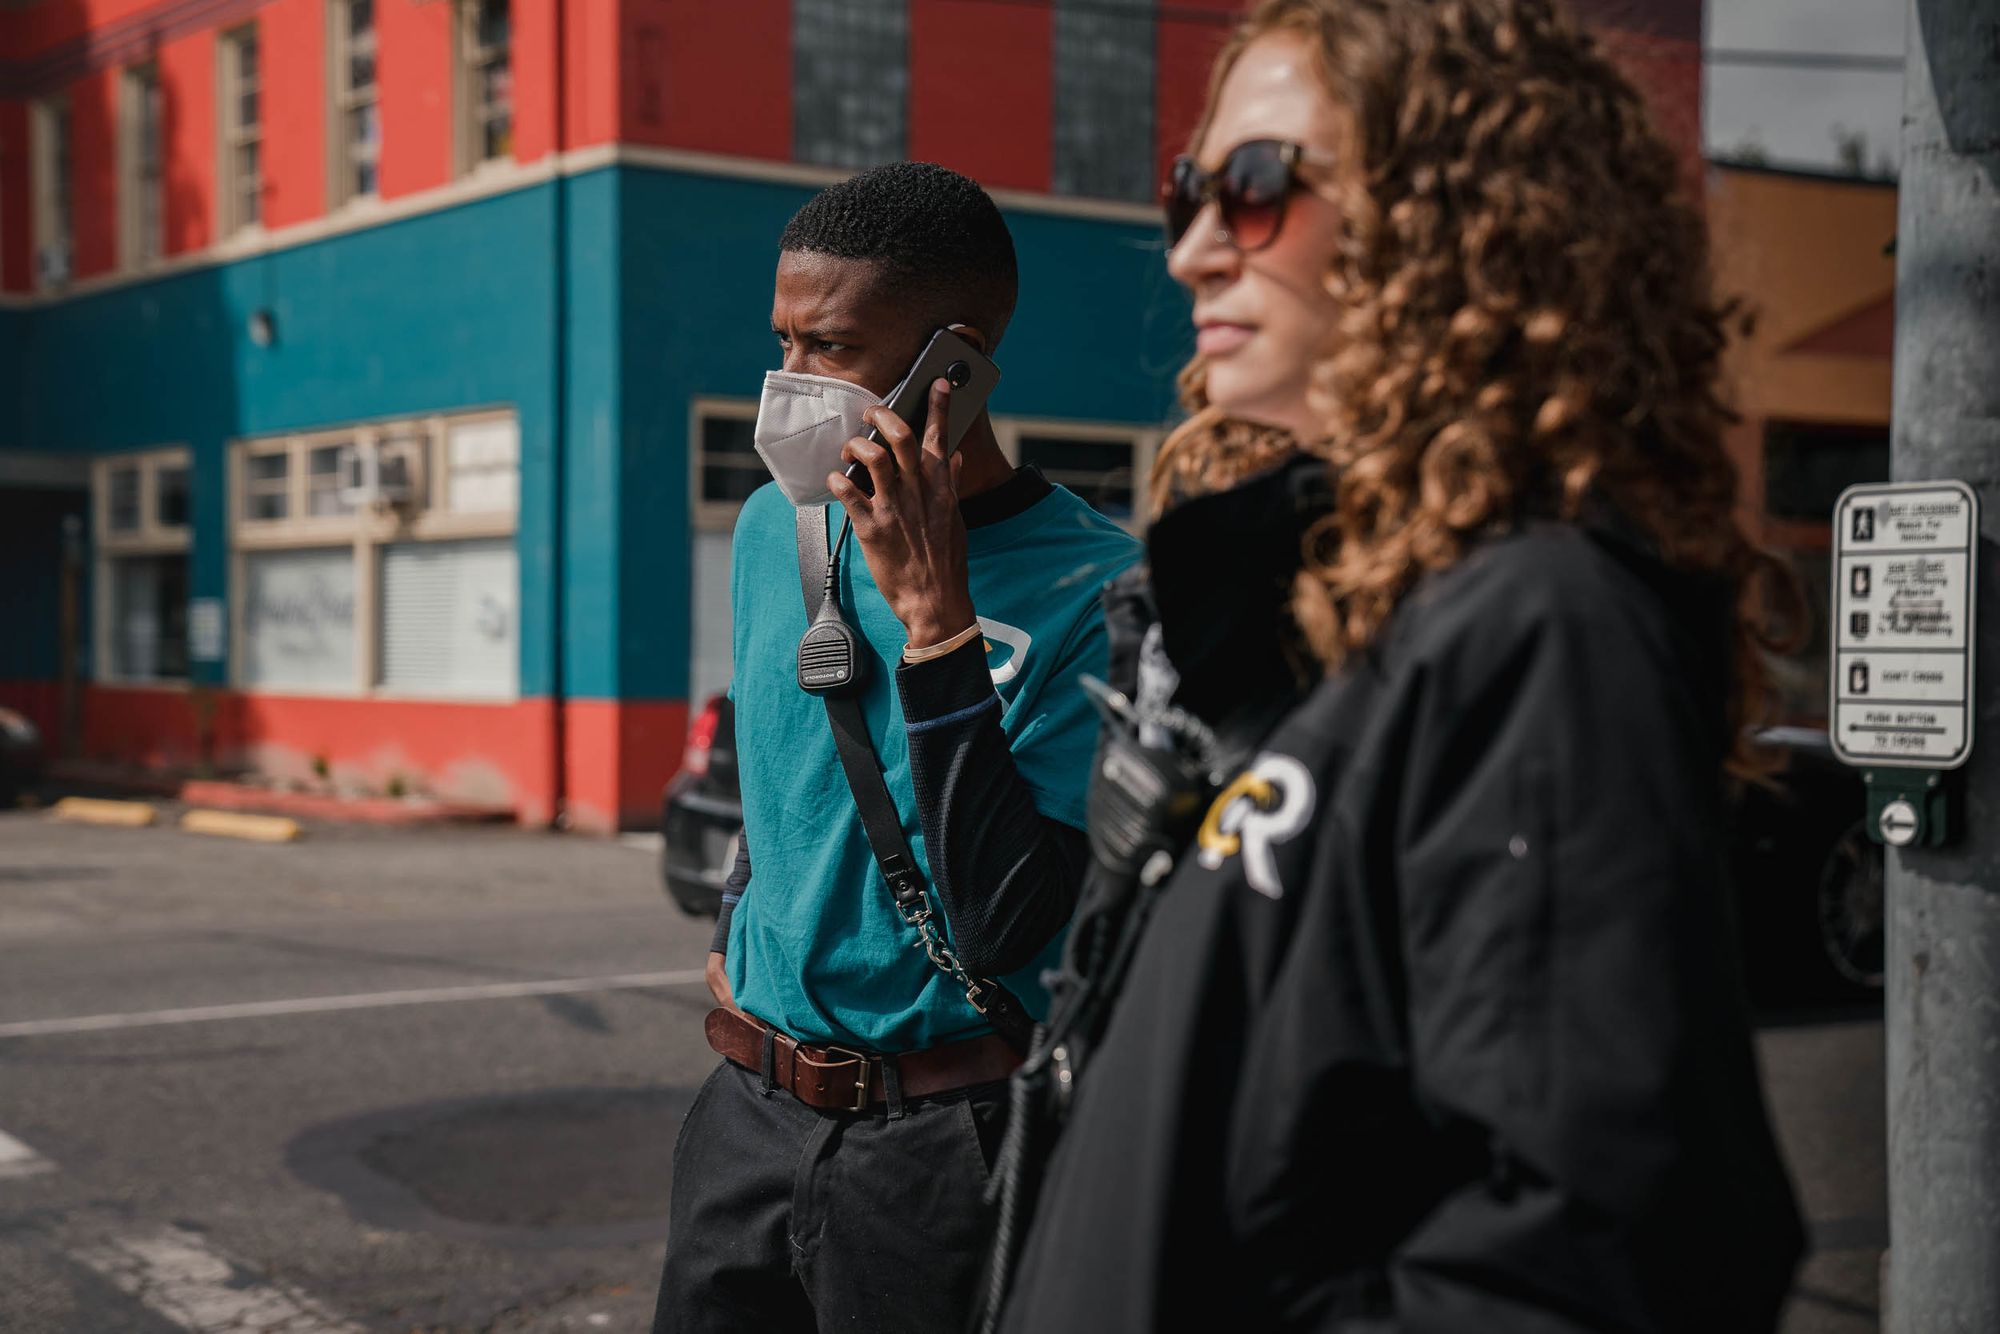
[780,161,1019,349]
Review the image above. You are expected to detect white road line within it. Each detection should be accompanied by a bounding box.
[0,1128,56,1180]
[72,1224,364,1333]
[0,968,708,1040]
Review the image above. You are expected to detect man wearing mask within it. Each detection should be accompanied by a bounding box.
[651,162,1141,1333]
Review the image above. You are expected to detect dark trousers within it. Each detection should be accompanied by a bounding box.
[652,1058,1009,1333]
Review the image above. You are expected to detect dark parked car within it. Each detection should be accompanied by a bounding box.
[658,704,1881,997]
[0,708,44,808]
[660,694,742,917]
[1729,726,1884,997]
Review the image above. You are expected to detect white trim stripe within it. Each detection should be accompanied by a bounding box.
[0,142,1160,308]
[0,968,708,1039]
[72,1225,364,1333]
[0,1129,57,1180]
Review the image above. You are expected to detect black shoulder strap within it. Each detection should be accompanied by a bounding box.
[796,506,1034,1052]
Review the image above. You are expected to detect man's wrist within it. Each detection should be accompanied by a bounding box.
[901,597,978,650]
[904,621,983,664]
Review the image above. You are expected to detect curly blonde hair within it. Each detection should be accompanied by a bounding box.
[1154,0,1795,775]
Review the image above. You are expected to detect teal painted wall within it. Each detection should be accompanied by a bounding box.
[4,163,1190,704]
[9,182,570,695]
[0,308,24,453]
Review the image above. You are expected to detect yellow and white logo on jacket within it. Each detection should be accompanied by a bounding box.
[1196,752,1315,898]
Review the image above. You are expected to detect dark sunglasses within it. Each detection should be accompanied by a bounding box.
[1163,138,1338,253]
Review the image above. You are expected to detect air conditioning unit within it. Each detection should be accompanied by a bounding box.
[338,437,424,509]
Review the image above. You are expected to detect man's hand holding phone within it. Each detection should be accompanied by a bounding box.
[827,375,978,651]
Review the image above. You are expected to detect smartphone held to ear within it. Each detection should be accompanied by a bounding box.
[843,327,1001,497]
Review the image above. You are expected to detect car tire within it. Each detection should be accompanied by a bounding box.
[1816,819,1886,991]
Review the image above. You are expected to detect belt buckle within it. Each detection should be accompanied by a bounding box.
[819,1045,874,1112]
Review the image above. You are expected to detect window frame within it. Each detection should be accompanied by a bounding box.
[689,398,765,534]
[229,410,520,699]
[217,24,263,236]
[31,94,73,290]
[454,0,513,177]
[119,60,165,270]
[93,447,194,686]
[993,416,1159,534]
[327,0,381,209]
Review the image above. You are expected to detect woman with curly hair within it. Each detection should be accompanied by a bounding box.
[986,1,1807,1329]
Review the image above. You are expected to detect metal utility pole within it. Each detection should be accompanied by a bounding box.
[1885,0,2000,1329]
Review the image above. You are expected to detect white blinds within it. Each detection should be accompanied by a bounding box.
[240,547,356,690]
[378,537,517,698]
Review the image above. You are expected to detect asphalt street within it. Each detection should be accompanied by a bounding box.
[0,808,1884,1332]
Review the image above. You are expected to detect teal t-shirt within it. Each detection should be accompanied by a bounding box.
[726,478,1141,1051]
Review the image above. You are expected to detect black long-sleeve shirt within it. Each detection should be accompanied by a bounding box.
[710,466,1091,979]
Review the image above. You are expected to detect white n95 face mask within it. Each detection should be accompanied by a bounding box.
[752,370,881,508]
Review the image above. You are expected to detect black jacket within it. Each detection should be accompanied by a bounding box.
[1002,520,1806,1332]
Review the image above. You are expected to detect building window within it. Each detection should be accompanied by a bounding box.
[32,95,73,289]
[457,0,513,173]
[1053,0,1157,202]
[793,0,907,169]
[331,0,381,205]
[997,418,1157,531]
[232,411,519,698]
[94,449,194,684]
[120,62,165,267]
[219,25,263,233]
[691,401,766,532]
[688,401,761,705]
[1017,433,1139,522]
[378,537,517,698]
[240,546,358,690]
[1764,422,1889,523]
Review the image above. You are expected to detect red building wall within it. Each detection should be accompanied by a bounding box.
[378,0,455,199]
[159,28,217,255]
[0,102,29,291]
[259,0,327,227]
[1155,0,1238,192]
[910,0,1051,193]
[619,0,790,160]
[68,68,118,279]
[511,0,561,161]
[509,0,622,163]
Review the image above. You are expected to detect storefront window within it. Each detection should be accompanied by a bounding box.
[232,411,518,698]
[378,538,517,697]
[239,548,358,690]
[109,553,190,680]
[95,448,194,683]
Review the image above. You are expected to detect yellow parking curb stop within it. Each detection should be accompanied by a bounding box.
[180,809,303,843]
[50,797,158,828]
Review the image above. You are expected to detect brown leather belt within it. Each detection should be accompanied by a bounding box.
[705,1007,1021,1113]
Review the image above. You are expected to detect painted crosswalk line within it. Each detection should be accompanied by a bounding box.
[71,1224,364,1334]
[0,967,709,1039]
[0,1128,56,1180]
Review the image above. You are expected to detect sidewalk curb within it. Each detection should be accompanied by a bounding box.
[178,782,513,827]
[42,764,516,828]
[180,809,303,843]
[49,797,158,828]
